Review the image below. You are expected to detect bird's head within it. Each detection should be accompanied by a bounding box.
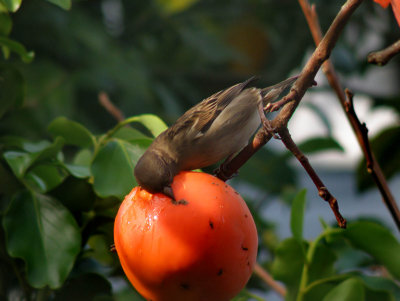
[134,150,177,195]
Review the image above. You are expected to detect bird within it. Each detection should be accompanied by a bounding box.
[134,75,298,198]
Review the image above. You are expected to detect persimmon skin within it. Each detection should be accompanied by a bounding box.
[114,171,258,301]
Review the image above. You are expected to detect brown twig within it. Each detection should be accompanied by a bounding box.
[98,91,125,122]
[217,0,363,227]
[344,90,400,230]
[219,0,363,176]
[253,263,286,297]
[367,39,400,66]
[267,0,363,115]
[298,0,400,231]
[278,127,347,228]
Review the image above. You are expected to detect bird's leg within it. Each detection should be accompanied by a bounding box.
[258,102,280,139]
[264,79,317,112]
[264,91,296,113]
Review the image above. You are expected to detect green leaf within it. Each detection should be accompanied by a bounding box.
[50,176,96,212]
[0,36,34,62]
[3,150,36,178]
[322,278,364,301]
[60,149,92,179]
[48,117,95,148]
[231,289,265,301]
[297,137,344,155]
[91,139,146,199]
[54,273,112,301]
[0,65,24,119]
[272,238,305,286]
[3,137,64,179]
[272,238,306,300]
[0,12,12,35]
[87,235,114,265]
[303,274,351,301]
[0,136,52,152]
[123,114,168,138]
[344,221,400,280]
[3,137,64,178]
[3,191,81,288]
[360,275,400,301]
[45,0,71,10]
[113,126,154,143]
[64,164,91,178]
[1,0,21,12]
[73,148,93,166]
[25,163,68,193]
[32,136,65,162]
[290,189,307,241]
[308,243,337,283]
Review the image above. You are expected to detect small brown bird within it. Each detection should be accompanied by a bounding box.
[134,75,298,197]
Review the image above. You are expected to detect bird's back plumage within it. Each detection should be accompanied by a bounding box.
[134,75,298,194]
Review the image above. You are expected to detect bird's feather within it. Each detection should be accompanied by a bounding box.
[166,77,258,140]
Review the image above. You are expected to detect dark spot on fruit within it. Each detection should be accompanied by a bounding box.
[241,245,249,251]
[247,261,250,266]
[171,199,189,205]
[217,268,223,276]
[209,220,214,229]
[180,283,190,290]
[244,214,248,218]
[234,191,239,195]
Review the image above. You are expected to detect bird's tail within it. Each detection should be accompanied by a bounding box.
[261,75,299,105]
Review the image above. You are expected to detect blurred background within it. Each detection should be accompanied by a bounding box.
[1,0,400,300]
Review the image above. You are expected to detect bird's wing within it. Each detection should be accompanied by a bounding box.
[167,77,258,140]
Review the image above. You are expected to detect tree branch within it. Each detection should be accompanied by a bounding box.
[98,91,125,122]
[217,0,364,227]
[344,90,400,230]
[367,39,400,66]
[253,263,286,297]
[298,0,400,231]
[278,127,346,228]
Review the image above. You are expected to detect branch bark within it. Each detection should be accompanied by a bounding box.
[367,39,400,66]
[253,263,286,297]
[298,0,400,231]
[278,127,346,228]
[98,91,125,122]
[217,0,364,227]
[344,90,400,230]
[219,0,363,176]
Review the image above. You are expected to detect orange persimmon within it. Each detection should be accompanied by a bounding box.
[114,171,258,301]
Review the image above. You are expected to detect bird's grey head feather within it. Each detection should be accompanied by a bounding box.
[134,149,177,194]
